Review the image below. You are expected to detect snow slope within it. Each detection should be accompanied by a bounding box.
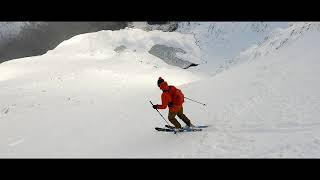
[0,28,205,158]
[0,24,320,158]
[0,22,127,63]
[180,31,320,157]
[238,22,320,61]
[176,22,289,74]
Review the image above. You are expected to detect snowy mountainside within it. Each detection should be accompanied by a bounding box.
[0,23,320,158]
[0,22,128,63]
[178,30,320,157]
[210,22,320,74]
[175,22,289,74]
[48,28,204,69]
[0,28,206,158]
[238,22,320,61]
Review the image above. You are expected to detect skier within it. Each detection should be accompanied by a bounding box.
[152,77,195,129]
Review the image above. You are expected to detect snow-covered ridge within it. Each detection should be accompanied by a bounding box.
[48,28,203,68]
[178,22,320,76]
[174,22,290,74]
[1,22,180,63]
[176,22,289,58]
[0,22,128,63]
[0,27,206,84]
[0,21,288,68]
[208,22,320,74]
[238,22,320,60]
[128,22,178,32]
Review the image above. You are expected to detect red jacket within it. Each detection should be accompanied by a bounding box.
[157,81,182,112]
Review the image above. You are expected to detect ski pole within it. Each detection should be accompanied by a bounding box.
[149,101,170,126]
[184,97,207,106]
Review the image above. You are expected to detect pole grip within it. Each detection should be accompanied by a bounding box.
[150,100,170,126]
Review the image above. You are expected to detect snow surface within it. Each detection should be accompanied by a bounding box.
[176,22,289,74]
[0,23,320,158]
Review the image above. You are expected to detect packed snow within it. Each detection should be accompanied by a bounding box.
[0,23,320,158]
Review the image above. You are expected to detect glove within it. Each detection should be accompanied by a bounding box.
[152,105,158,109]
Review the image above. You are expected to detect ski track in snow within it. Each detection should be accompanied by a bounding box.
[8,138,24,147]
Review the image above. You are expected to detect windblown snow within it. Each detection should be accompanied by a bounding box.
[0,23,320,158]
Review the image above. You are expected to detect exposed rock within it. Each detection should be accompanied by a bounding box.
[114,45,127,53]
[148,44,198,69]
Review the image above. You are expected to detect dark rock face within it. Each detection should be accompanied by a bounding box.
[0,22,128,63]
[114,45,127,53]
[147,22,168,25]
[138,22,178,32]
[148,44,198,69]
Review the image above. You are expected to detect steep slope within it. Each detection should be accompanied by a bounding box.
[0,28,205,158]
[178,29,320,157]
[0,24,319,158]
[0,22,128,63]
[175,22,289,74]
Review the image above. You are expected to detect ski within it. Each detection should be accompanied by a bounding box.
[194,125,209,128]
[165,125,209,129]
[155,127,177,132]
[155,127,202,133]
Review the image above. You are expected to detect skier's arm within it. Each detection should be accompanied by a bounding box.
[157,93,170,109]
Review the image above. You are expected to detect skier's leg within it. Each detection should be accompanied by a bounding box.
[168,111,182,129]
[177,107,192,126]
